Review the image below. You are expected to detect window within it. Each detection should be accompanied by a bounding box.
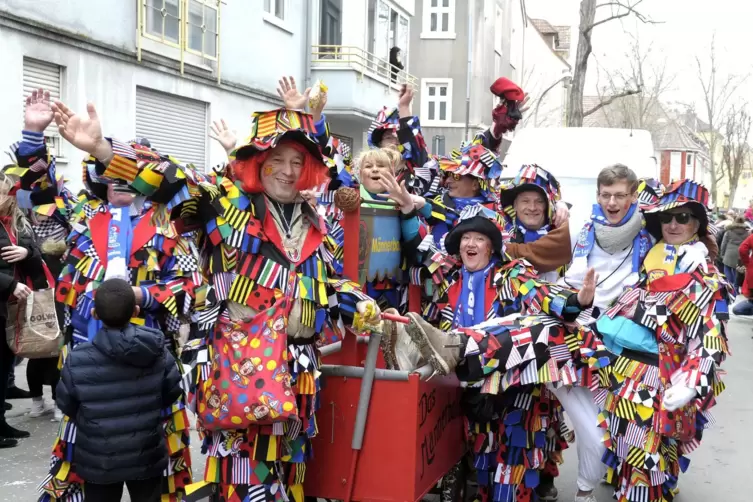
[135,87,208,169]
[421,79,452,125]
[320,0,342,46]
[186,0,218,58]
[22,58,64,158]
[367,0,410,82]
[141,0,220,59]
[686,153,693,166]
[264,0,285,19]
[145,0,181,45]
[263,0,291,32]
[422,0,455,39]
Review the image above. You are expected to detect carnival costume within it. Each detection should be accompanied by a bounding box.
[84,109,375,502]
[7,130,198,502]
[406,205,587,502]
[577,180,731,502]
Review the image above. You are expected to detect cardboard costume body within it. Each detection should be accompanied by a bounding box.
[85,109,374,502]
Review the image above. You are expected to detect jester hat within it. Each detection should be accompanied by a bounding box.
[366,106,400,148]
[232,108,335,172]
[439,143,503,181]
[644,179,711,238]
[445,204,507,258]
[499,164,562,220]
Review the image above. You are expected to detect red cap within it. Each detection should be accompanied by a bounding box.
[489,77,525,101]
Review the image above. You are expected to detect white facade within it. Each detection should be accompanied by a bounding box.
[517,19,570,128]
[0,0,414,193]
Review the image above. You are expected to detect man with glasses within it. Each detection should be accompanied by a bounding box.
[562,164,653,310]
[554,164,655,502]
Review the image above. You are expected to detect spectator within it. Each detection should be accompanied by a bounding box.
[55,279,183,501]
[0,173,48,447]
[734,232,753,315]
[721,216,749,292]
[389,46,404,83]
[746,201,753,222]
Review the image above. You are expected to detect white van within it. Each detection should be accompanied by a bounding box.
[502,127,658,228]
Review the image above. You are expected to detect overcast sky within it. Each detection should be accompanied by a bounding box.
[524,0,753,113]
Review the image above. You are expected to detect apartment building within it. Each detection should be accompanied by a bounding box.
[0,0,416,191]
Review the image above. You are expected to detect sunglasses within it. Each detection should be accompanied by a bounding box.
[657,212,695,225]
[444,172,463,181]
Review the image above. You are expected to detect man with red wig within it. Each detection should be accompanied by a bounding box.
[49,97,381,502]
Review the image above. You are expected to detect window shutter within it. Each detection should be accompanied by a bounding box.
[135,87,207,169]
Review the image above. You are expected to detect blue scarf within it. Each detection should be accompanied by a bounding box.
[516,218,550,243]
[573,203,651,273]
[454,259,497,328]
[88,206,133,341]
[453,196,487,214]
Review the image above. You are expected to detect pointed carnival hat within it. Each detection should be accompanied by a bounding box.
[366,106,400,148]
[499,164,562,220]
[444,204,507,257]
[643,179,711,238]
[231,108,335,169]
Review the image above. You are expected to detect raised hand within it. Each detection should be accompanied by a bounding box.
[208,119,237,154]
[397,84,414,118]
[52,101,113,163]
[577,267,598,308]
[552,200,570,227]
[377,172,414,214]
[277,76,311,110]
[24,88,54,133]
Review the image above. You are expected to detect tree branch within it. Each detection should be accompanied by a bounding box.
[586,0,662,33]
[584,87,642,117]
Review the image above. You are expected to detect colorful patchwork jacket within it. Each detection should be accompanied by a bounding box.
[10,133,204,345]
[88,138,372,346]
[578,259,732,451]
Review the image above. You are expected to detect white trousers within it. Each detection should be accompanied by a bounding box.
[549,385,607,492]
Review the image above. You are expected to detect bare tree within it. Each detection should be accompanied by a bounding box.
[719,104,752,207]
[568,0,660,126]
[695,35,748,203]
[592,33,674,135]
[519,64,570,128]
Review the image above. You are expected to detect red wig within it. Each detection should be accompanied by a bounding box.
[233,139,329,194]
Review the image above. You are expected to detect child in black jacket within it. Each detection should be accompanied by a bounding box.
[56,278,183,502]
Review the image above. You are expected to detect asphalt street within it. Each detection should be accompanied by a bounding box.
[1,312,750,502]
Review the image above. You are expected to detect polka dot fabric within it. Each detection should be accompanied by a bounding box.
[198,300,298,430]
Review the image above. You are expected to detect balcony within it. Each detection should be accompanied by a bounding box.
[311,45,418,120]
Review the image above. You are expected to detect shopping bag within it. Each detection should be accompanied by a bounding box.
[6,289,62,359]
[197,299,298,431]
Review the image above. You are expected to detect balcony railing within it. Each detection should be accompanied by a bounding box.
[311,45,418,90]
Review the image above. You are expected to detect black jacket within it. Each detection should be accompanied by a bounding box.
[721,223,749,267]
[0,221,47,319]
[55,325,183,484]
